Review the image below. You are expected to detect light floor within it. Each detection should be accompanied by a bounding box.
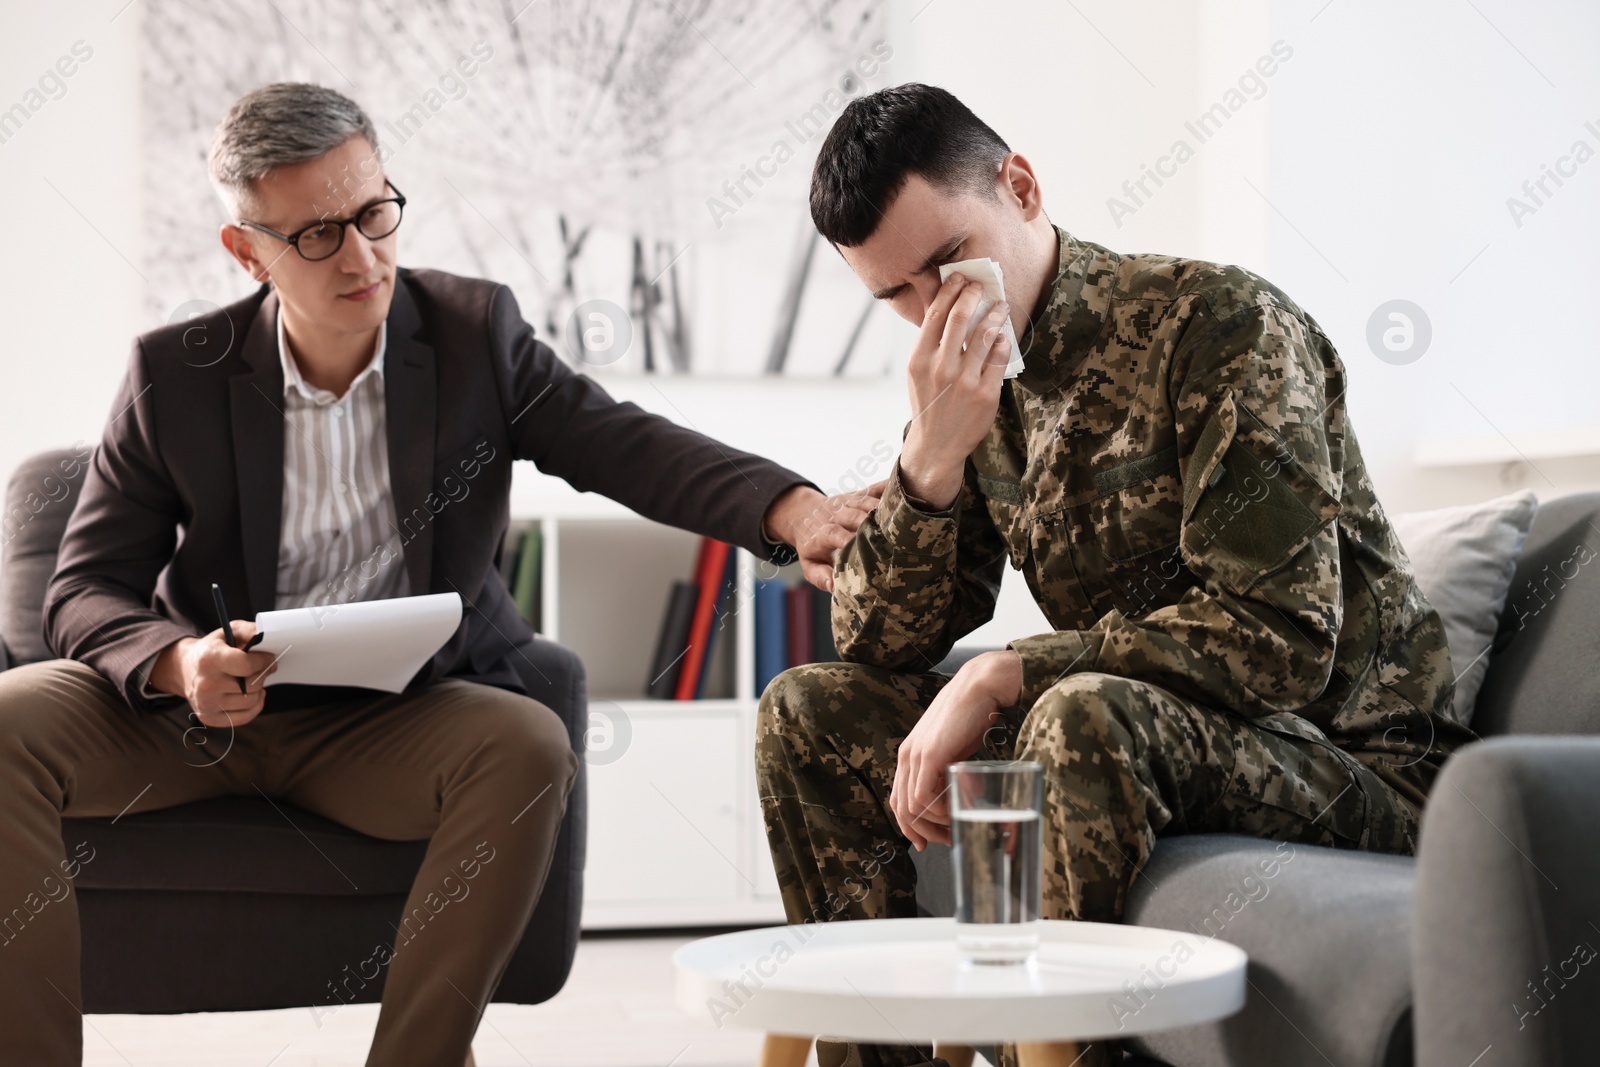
[83,932,802,1067]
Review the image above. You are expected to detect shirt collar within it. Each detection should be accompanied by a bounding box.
[1014,226,1119,395]
[277,306,387,404]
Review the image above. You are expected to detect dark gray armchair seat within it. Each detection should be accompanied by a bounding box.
[0,447,587,1013]
[914,490,1600,1067]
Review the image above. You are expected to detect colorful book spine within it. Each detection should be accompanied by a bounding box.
[647,580,700,699]
[512,525,543,632]
[785,583,814,668]
[674,539,732,701]
[754,577,788,697]
[499,525,523,591]
[694,550,739,699]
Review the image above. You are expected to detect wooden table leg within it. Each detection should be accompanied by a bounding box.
[758,1033,814,1067]
[1016,1041,1103,1067]
[934,1043,976,1067]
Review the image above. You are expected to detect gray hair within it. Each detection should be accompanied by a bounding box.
[207,82,381,220]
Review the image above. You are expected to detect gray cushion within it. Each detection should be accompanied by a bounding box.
[1390,490,1538,727]
[1472,491,1600,737]
[1412,737,1600,1067]
[1123,836,1415,1067]
[0,446,89,664]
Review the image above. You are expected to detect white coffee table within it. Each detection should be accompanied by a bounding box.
[674,917,1246,1067]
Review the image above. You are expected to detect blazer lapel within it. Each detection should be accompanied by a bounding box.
[229,286,286,617]
[383,274,438,597]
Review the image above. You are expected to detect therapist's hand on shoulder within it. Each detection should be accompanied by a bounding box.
[764,480,887,593]
[148,619,280,727]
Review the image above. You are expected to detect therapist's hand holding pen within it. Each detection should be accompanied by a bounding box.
[146,592,280,728]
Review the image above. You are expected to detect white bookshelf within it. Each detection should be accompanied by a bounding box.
[505,501,786,930]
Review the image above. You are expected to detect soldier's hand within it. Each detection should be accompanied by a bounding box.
[891,650,1025,850]
[898,274,1011,511]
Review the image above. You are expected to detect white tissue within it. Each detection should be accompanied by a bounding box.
[937,257,1025,379]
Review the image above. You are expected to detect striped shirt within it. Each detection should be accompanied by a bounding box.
[134,312,411,698]
[273,308,411,610]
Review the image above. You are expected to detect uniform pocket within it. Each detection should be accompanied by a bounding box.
[1180,390,1340,596]
[1084,449,1193,617]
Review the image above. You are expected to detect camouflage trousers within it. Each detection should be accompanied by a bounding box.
[755,661,1422,1067]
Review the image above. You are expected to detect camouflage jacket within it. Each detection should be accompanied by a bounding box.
[833,226,1476,807]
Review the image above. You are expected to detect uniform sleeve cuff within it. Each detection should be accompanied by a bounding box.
[875,462,960,556]
[1005,630,1102,711]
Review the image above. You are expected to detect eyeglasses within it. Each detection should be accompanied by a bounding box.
[237,181,407,262]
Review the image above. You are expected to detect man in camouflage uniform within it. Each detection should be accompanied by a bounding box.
[756,85,1477,1067]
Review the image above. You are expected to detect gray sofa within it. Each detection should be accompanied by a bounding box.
[915,490,1600,1067]
[0,447,588,1014]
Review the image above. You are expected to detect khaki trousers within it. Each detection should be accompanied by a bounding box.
[0,658,580,1067]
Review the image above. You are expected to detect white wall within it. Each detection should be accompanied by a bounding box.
[3,1,1596,646]
[0,2,145,472]
[1263,0,1600,508]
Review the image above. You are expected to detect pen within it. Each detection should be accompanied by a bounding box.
[211,582,249,694]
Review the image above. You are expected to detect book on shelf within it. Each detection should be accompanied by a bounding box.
[675,539,732,701]
[510,525,543,633]
[753,579,838,697]
[642,537,737,701]
[695,550,738,699]
[785,583,813,667]
[643,542,844,702]
[646,580,700,699]
[499,524,522,591]
[754,577,787,698]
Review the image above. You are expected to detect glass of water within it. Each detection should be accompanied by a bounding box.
[948,760,1043,964]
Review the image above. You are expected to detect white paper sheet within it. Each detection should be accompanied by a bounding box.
[252,592,463,692]
[938,257,1025,378]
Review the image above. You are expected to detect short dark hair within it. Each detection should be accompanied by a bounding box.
[810,83,1010,247]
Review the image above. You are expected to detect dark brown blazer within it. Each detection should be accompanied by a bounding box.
[44,268,809,713]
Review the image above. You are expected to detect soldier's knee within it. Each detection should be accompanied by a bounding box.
[1031,671,1143,719]
[1024,672,1151,756]
[757,661,912,745]
[758,663,854,741]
